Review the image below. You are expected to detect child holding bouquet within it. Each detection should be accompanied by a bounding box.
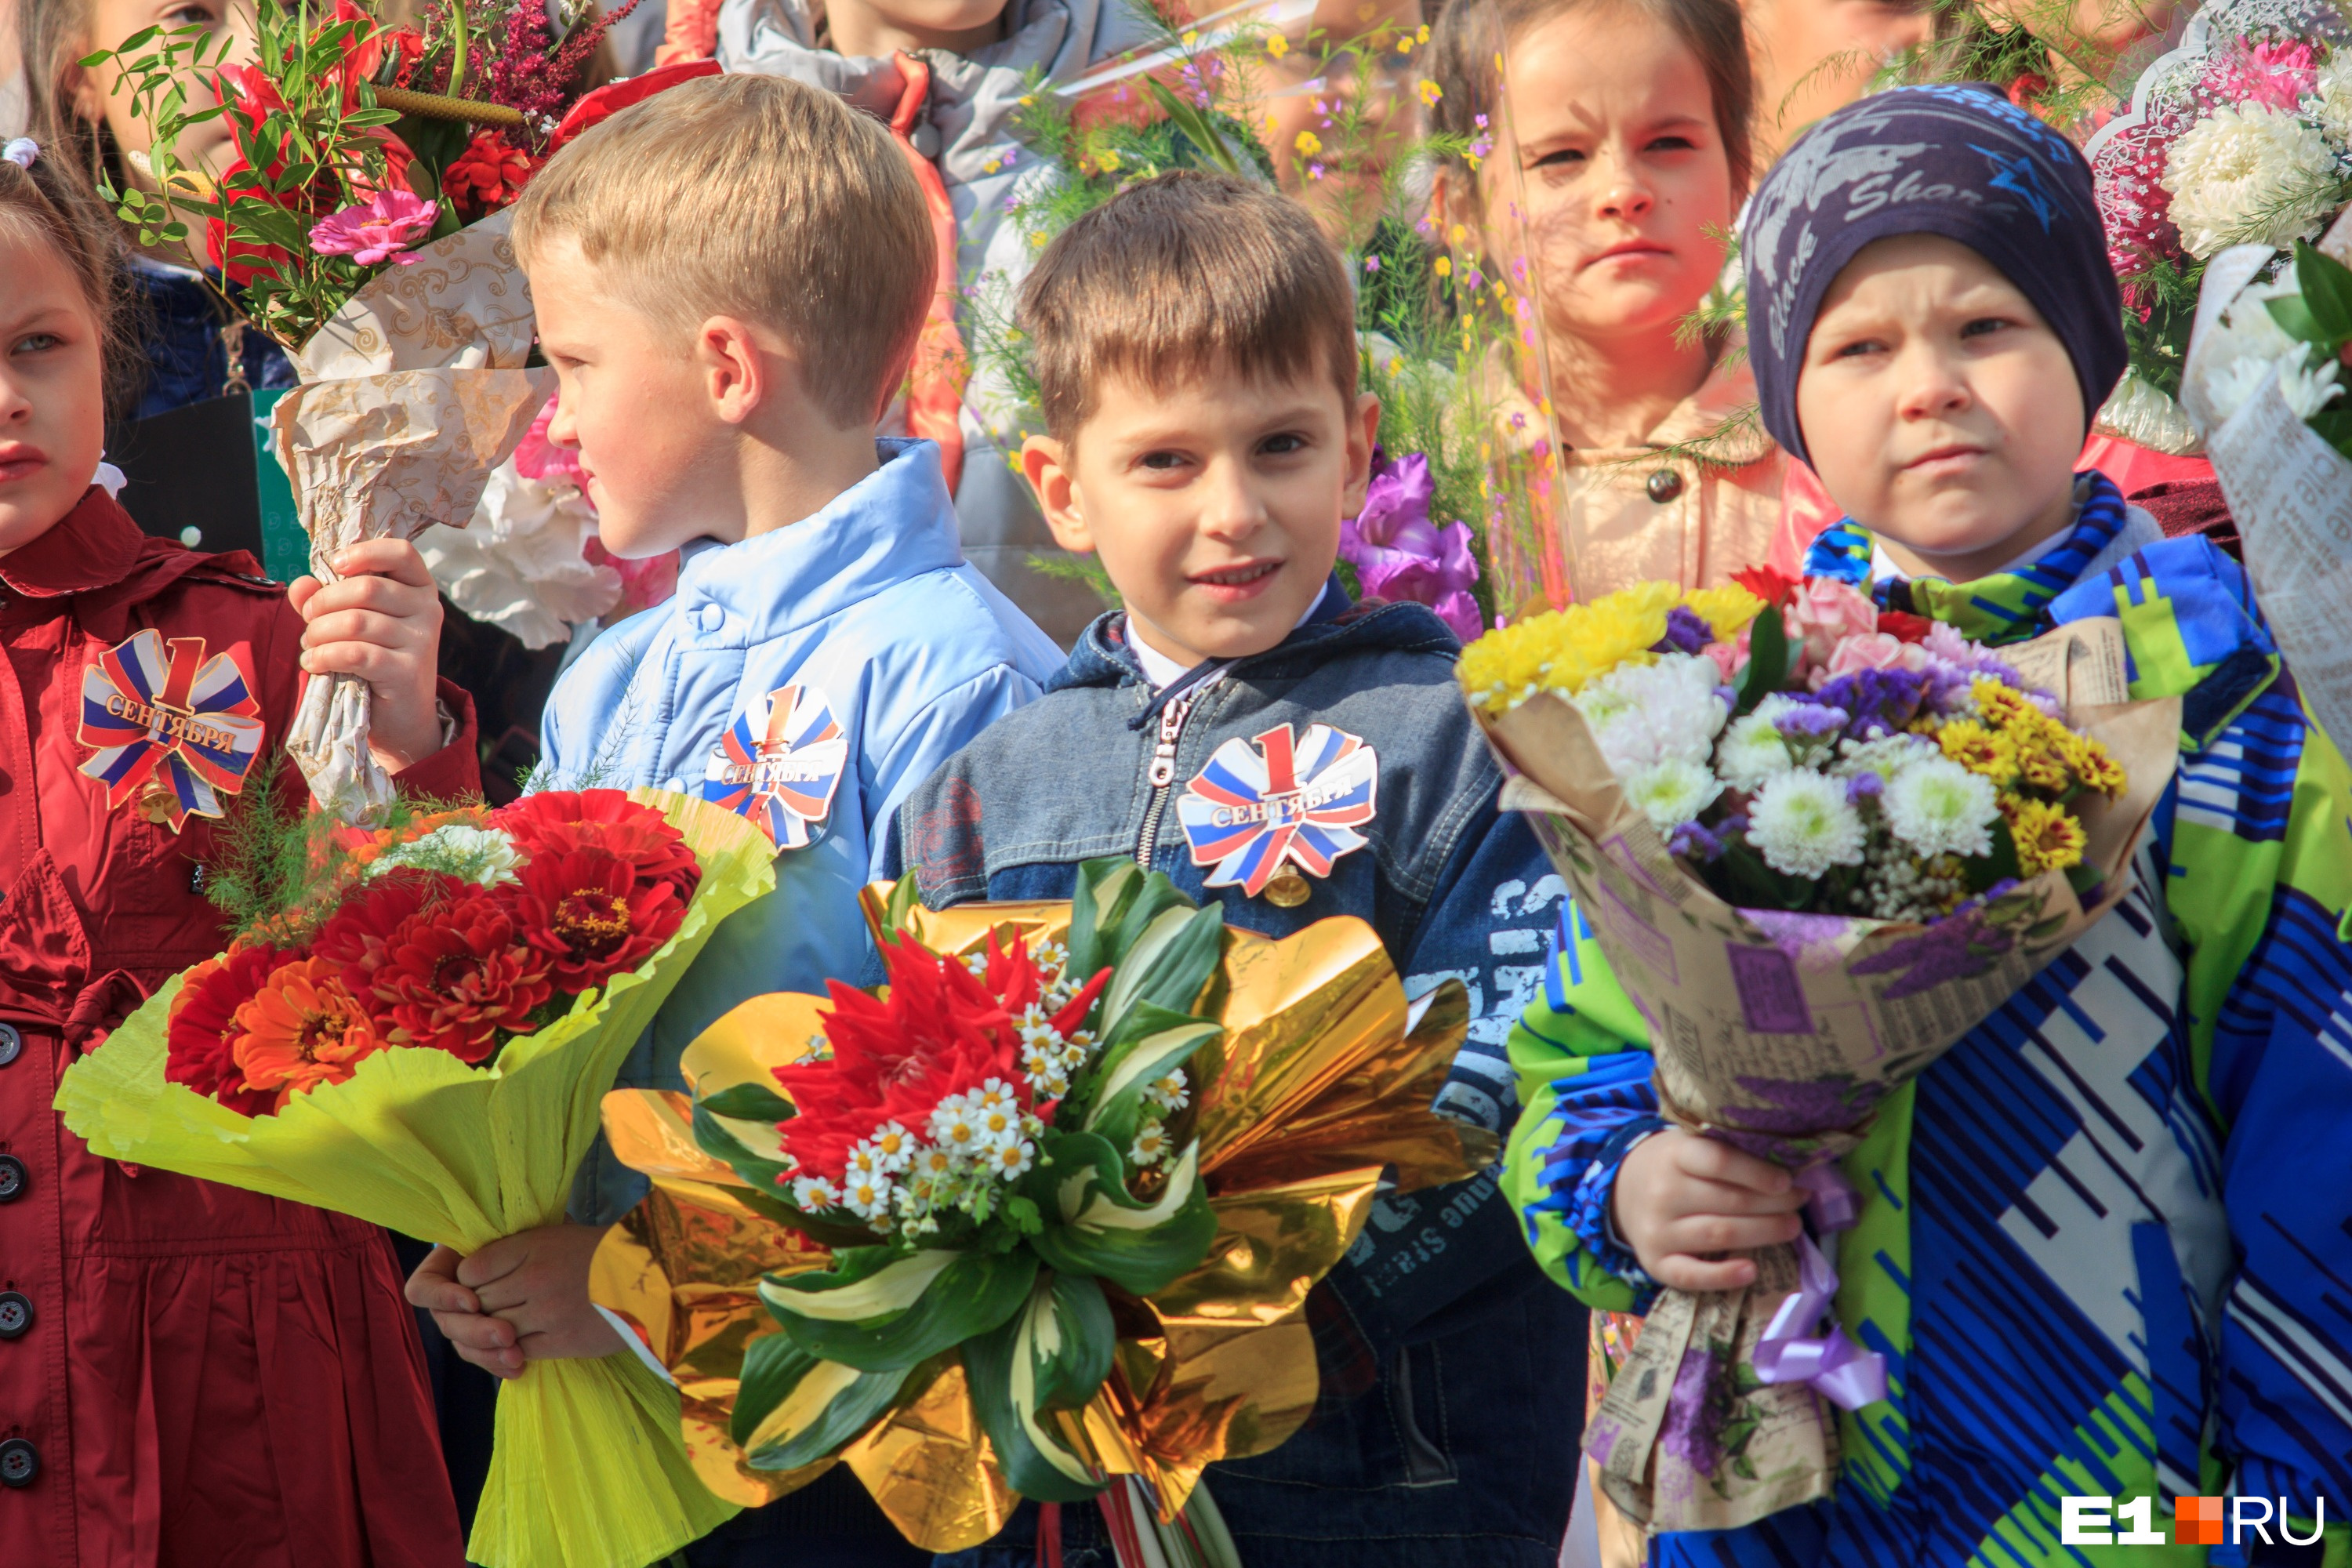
[0,140,475,1564]
[885,169,1584,1568]
[1504,87,2352,1564]
[1425,0,1786,603]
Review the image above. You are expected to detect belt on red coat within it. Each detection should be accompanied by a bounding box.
[0,851,147,1052]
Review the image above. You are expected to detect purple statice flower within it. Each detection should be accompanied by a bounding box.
[1669,821,1725,862]
[1814,666,1928,739]
[1339,449,1483,641]
[1846,772,1884,804]
[1773,702,1849,742]
[1652,604,1713,656]
[1658,1345,1725,1476]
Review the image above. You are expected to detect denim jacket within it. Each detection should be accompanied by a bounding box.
[546,440,1065,1223]
[888,591,1584,1567]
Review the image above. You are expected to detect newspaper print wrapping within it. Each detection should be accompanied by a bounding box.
[274,210,545,819]
[1475,622,2179,1533]
[2178,218,2352,756]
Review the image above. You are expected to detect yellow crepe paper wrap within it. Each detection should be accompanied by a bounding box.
[590,888,1497,1550]
[55,789,775,1568]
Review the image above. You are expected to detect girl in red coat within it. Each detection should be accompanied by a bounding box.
[0,140,473,1565]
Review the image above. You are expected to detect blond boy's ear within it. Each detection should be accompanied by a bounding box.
[1341,391,1382,517]
[1022,434,1094,555]
[695,315,771,427]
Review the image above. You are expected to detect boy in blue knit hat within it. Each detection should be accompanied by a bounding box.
[1505,85,2352,1566]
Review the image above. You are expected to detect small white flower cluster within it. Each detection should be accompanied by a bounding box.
[1130,1069,1191,1168]
[364,822,523,888]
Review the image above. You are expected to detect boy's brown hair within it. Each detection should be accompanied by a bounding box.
[1428,0,1756,201]
[511,74,934,430]
[1018,170,1357,443]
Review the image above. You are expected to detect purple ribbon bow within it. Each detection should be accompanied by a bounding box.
[1751,1164,1889,1411]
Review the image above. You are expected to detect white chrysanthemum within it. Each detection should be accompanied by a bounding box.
[364,823,523,887]
[1130,1122,1171,1167]
[1622,758,1724,832]
[989,1138,1036,1180]
[1143,1070,1190,1113]
[2279,350,2345,416]
[1881,756,2000,858]
[789,1174,841,1210]
[2308,53,2352,147]
[865,1123,915,1174]
[928,1097,980,1152]
[1581,653,1730,775]
[841,1172,896,1221]
[1717,699,1802,793]
[2161,103,2343,258]
[1748,770,1868,879]
[1831,733,1933,782]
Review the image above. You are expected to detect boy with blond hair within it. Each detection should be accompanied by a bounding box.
[887,169,1583,1568]
[402,73,1062,1566]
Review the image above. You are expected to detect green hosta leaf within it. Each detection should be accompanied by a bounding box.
[763,1248,1036,1373]
[880,869,922,935]
[731,1332,911,1469]
[1734,605,1788,718]
[693,1097,792,1192]
[1099,902,1221,1034]
[1030,1133,1216,1296]
[1083,1006,1218,1151]
[1068,858,1145,980]
[700,1080,797,1122]
[2268,292,2326,347]
[962,1273,1118,1503]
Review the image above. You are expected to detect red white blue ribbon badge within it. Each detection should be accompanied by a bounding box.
[702,683,848,848]
[77,630,266,833]
[1177,723,1378,897]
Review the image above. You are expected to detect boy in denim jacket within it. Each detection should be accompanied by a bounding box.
[401,75,1064,1566]
[886,170,1582,1568]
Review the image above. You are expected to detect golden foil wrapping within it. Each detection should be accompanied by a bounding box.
[592,896,1488,1548]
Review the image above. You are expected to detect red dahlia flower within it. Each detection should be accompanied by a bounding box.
[494,791,699,901]
[316,873,550,1062]
[165,941,286,1116]
[504,848,688,990]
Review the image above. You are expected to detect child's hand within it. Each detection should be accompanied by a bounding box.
[1613,1130,1807,1293]
[287,538,445,772]
[403,1225,622,1379]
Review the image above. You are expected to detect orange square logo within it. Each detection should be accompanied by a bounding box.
[2176,1495,2225,1545]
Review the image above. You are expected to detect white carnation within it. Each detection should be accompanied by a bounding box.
[1581,654,1730,774]
[1622,758,1724,832]
[1881,755,2000,859]
[1716,695,1805,793]
[2161,103,2344,259]
[1748,770,1868,880]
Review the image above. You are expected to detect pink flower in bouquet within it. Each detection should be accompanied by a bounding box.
[1703,633,1748,682]
[2198,40,2318,111]
[1819,631,1929,686]
[308,189,436,267]
[1784,578,1878,672]
[1338,451,1483,642]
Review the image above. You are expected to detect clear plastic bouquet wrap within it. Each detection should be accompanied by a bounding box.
[589,859,1495,1567]
[1462,575,2179,1530]
[56,789,775,1568]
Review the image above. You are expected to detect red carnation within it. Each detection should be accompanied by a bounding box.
[494,790,699,901]
[1875,610,1936,644]
[503,848,687,991]
[316,872,550,1063]
[165,941,285,1116]
[443,130,541,221]
[1733,564,1800,610]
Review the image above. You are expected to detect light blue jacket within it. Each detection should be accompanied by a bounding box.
[545,439,1065,1221]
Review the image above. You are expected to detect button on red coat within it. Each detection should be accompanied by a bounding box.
[0,492,477,1567]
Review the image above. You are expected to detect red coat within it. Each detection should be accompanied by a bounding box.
[0,491,474,1567]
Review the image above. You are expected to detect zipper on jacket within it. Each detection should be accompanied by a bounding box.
[1134,693,1196,869]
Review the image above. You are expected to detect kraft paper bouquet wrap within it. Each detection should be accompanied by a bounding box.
[56,789,775,1568]
[589,858,1494,1565]
[1463,579,2180,1532]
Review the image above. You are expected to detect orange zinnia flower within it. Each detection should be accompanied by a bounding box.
[231,957,386,1108]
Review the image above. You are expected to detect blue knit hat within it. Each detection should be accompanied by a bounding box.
[1741,85,2126,468]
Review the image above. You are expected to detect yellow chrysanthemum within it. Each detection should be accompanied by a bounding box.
[1682,583,1766,643]
[1457,581,1682,712]
[1971,677,2031,729]
[2005,798,2088,875]
[2065,735,2128,796]
[1936,720,2020,784]
[2019,746,2071,793]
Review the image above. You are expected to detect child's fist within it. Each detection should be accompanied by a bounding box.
[403,1225,622,1380]
[1612,1129,1807,1293]
[288,538,445,771]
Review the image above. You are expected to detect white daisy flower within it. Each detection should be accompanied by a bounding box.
[962,951,992,978]
[1748,769,1868,879]
[1059,1040,1091,1072]
[1142,1070,1190,1113]
[866,1122,915,1173]
[929,1097,980,1152]
[1881,755,2000,859]
[916,1146,958,1180]
[842,1173,896,1221]
[990,1139,1036,1179]
[1622,757,1723,833]
[844,1143,885,1180]
[977,1100,1020,1144]
[1129,1121,1171,1167]
[974,1078,1016,1112]
[1032,938,1069,972]
[789,1174,841,1210]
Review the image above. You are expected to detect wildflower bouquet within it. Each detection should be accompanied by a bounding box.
[1463,577,2180,1532]
[590,859,1496,1563]
[2085,0,2352,452]
[56,789,776,1568]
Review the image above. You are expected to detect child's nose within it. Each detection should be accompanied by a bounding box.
[1894,344,1971,419]
[1595,165,1653,222]
[1198,462,1269,538]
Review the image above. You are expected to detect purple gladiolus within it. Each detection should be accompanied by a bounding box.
[1339,450,1484,641]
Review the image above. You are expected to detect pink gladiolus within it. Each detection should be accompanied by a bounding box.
[513,395,588,490]
[308,189,437,267]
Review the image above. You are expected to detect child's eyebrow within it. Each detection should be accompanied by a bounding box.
[0,303,78,339]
